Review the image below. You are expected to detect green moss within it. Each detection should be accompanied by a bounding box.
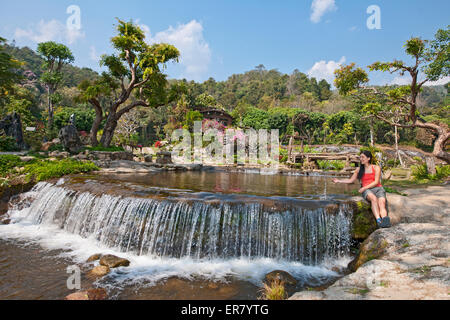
[349,233,391,272]
[351,201,377,240]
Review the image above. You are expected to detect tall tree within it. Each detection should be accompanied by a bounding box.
[0,37,23,106]
[80,19,180,147]
[334,26,450,162]
[37,41,74,128]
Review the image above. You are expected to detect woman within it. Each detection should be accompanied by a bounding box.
[332,150,391,228]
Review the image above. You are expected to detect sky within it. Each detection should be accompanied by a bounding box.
[1,0,449,86]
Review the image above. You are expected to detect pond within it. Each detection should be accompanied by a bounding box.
[0,170,357,299]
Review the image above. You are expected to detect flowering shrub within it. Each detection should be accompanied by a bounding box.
[154,141,162,148]
[202,119,226,132]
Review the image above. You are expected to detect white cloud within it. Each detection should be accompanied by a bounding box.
[390,76,411,86]
[424,76,450,86]
[14,19,84,44]
[307,56,346,84]
[311,0,337,23]
[89,46,100,62]
[142,20,211,81]
[390,75,449,86]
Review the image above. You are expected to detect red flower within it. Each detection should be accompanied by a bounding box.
[154,141,162,148]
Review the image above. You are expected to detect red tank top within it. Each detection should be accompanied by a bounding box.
[361,165,382,188]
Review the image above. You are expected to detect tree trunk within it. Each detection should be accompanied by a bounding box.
[100,114,118,148]
[394,125,404,167]
[432,130,450,163]
[89,100,103,147]
[47,87,54,129]
[90,115,102,146]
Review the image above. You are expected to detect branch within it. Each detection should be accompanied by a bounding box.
[116,100,149,119]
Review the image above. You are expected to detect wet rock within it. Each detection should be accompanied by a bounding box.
[86,253,102,262]
[90,265,110,277]
[264,270,297,287]
[350,201,377,241]
[290,185,450,300]
[99,254,130,268]
[58,124,83,154]
[0,112,27,150]
[65,288,107,300]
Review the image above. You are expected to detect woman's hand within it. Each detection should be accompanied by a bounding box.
[358,187,366,194]
[332,178,339,184]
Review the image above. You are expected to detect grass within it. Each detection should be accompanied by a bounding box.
[0,154,99,185]
[86,145,125,152]
[259,279,287,300]
[346,288,370,295]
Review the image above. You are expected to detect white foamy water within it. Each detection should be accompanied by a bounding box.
[0,181,353,288]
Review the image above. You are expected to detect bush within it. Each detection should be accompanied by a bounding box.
[259,279,287,300]
[317,160,345,171]
[411,163,429,181]
[23,159,99,182]
[86,146,125,152]
[0,155,22,174]
[411,164,450,181]
[0,135,18,151]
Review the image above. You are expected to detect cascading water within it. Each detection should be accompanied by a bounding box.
[9,180,354,265]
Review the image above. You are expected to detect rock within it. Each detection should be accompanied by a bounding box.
[156,151,173,164]
[41,141,55,151]
[264,270,297,287]
[289,185,450,300]
[99,254,130,268]
[65,288,107,300]
[19,156,35,162]
[0,112,28,150]
[350,201,377,241]
[144,155,154,163]
[90,265,110,277]
[87,253,102,262]
[58,124,83,154]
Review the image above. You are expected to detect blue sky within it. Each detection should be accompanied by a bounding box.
[1,0,449,85]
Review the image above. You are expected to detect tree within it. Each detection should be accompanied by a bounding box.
[37,41,74,129]
[334,26,450,162]
[0,37,24,107]
[80,19,180,147]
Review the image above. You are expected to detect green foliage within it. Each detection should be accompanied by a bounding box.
[259,279,287,300]
[0,37,24,98]
[0,135,18,151]
[411,163,430,181]
[22,159,99,182]
[317,160,345,171]
[53,107,96,132]
[334,63,369,96]
[242,107,269,129]
[86,145,125,152]
[0,155,22,173]
[183,110,203,129]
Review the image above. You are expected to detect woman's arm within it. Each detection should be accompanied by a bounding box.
[332,168,359,184]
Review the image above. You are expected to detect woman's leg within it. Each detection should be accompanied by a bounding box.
[366,193,381,219]
[377,197,388,218]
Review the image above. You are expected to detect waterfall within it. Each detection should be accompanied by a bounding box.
[11,181,354,265]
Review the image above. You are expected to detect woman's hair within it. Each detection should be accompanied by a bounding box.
[357,150,373,180]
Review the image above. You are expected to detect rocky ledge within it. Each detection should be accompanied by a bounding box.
[289,185,450,300]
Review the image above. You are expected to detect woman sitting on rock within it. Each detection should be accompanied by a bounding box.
[332,150,391,228]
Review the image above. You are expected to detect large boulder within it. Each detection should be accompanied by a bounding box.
[0,112,27,150]
[58,124,83,154]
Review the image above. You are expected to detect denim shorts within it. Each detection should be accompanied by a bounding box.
[362,186,386,201]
